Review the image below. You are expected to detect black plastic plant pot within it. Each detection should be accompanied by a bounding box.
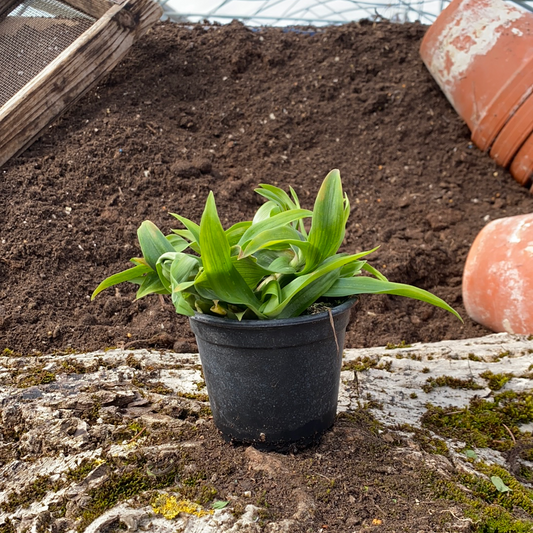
[188,298,356,451]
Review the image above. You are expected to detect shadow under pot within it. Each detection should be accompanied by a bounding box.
[189,298,356,451]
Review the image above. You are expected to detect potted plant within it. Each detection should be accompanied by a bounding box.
[92,169,460,450]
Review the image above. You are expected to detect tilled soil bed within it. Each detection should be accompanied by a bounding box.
[1,20,532,354]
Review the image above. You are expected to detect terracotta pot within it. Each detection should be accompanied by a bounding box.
[490,92,533,168]
[510,130,533,186]
[420,0,533,152]
[462,214,533,334]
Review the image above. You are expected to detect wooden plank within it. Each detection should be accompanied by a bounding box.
[61,0,114,19]
[0,0,21,22]
[0,0,162,168]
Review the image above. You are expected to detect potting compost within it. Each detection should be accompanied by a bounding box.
[1,20,532,355]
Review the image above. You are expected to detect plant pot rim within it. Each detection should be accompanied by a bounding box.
[189,297,357,329]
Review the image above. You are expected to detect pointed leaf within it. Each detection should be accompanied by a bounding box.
[238,208,312,249]
[304,169,346,273]
[171,228,200,254]
[137,220,175,271]
[239,225,303,258]
[166,234,190,252]
[226,221,253,246]
[275,269,340,318]
[362,262,388,281]
[170,213,201,245]
[136,271,169,298]
[322,277,462,320]
[91,264,152,300]
[263,252,372,318]
[199,192,264,315]
[289,186,301,209]
[255,184,297,211]
[252,201,280,224]
[232,256,271,290]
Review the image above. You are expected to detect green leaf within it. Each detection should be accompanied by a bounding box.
[156,252,195,293]
[239,225,303,258]
[253,249,297,274]
[199,192,264,316]
[169,253,199,287]
[212,501,229,510]
[340,261,365,278]
[137,220,175,271]
[362,262,388,282]
[226,221,253,246]
[255,184,298,211]
[274,269,340,318]
[304,169,346,273]
[193,270,218,301]
[238,209,312,249]
[263,252,370,318]
[166,253,200,313]
[259,277,282,305]
[170,213,201,245]
[172,293,195,316]
[91,264,152,300]
[464,449,478,460]
[252,201,281,224]
[491,476,512,493]
[136,271,169,299]
[166,233,190,252]
[267,254,298,274]
[232,256,271,290]
[289,186,301,208]
[322,277,462,321]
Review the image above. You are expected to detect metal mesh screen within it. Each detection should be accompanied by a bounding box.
[159,0,533,26]
[0,0,96,108]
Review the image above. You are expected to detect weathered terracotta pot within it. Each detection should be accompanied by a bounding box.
[490,93,533,168]
[420,0,533,152]
[510,130,533,187]
[463,214,533,334]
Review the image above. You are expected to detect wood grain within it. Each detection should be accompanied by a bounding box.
[0,0,21,22]
[62,0,113,19]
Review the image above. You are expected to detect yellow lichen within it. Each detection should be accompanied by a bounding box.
[152,494,214,519]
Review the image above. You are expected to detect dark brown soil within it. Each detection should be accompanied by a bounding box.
[1,20,532,356]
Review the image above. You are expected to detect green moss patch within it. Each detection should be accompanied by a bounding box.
[422,391,533,452]
[430,463,533,532]
[342,356,392,372]
[422,375,484,394]
[480,371,513,391]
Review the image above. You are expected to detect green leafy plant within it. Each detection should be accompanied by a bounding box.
[92,169,461,321]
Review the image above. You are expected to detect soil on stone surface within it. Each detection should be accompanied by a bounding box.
[1,20,532,355]
[0,349,478,532]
